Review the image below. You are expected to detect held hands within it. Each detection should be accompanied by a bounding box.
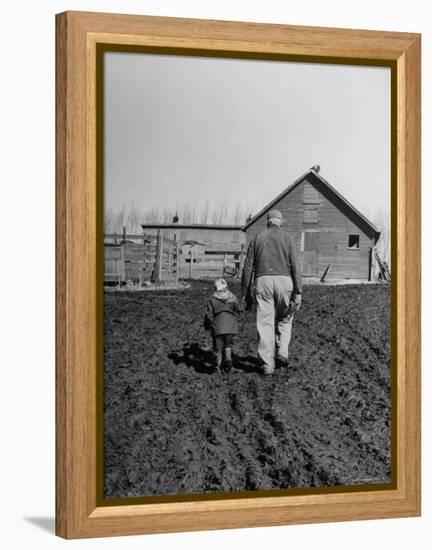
[241,292,254,312]
[241,295,252,312]
[292,293,302,312]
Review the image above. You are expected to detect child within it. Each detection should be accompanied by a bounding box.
[204,278,241,373]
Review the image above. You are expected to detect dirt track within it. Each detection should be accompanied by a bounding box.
[104,281,391,498]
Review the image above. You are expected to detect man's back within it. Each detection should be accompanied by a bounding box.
[254,226,295,277]
[240,211,302,375]
[242,225,302,294]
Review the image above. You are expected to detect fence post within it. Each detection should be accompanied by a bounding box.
[189,248,193,279]
[156,229,164,282]
[239,243,245,276]
[175,241,180,284]
[223,253,228,276]
[159,230,164,281]
[120,243,126,282]
[168,245,172,279]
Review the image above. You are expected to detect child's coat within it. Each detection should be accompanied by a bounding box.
[205,291,241,336]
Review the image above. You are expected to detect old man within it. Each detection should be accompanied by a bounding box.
[241,209,302,375]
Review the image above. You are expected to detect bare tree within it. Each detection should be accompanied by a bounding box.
[372,209,390,265]
[364,207,391,276]
[127,203,143,233]
[180,203,192,224]
[161,206,175,223]
[104,208,115,233]
[105,198,260,232]
[210,200,224,224]
[201,200,210,224]
[144,207,161,223]
[232,202,242,225]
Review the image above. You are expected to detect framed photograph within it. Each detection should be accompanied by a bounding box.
[56,11,421,539]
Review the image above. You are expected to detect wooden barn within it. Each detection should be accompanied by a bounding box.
[243,167,381,281]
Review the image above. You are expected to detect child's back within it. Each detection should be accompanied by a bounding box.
[204,279,241,373]
[208,292,240,336]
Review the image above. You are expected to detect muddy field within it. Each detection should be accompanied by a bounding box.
[104,281,391,499]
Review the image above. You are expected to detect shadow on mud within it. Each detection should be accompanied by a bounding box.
[168,343,262,375]
[169,343,216,374]
[233,354,262,374]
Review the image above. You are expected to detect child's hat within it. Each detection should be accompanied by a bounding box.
[214,278,228,291]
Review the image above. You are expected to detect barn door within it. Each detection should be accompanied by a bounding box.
[301,231,319,276]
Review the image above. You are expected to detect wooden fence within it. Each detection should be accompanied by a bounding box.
[178,242,245,280]
[104,231,178,284]
[104,231,246,285]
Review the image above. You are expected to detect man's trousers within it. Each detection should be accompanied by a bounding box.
[255,275,294,373]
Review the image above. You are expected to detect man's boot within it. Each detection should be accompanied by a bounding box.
[275,353,289,368]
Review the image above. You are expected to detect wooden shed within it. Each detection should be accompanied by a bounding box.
[242,168,381,281]
[140,223,247,279]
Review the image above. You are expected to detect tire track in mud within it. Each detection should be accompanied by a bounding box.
[104,281,391,498]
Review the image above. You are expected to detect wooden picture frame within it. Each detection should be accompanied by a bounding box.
[56,11,421,539]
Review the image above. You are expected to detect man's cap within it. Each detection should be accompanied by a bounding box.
[267,209,283,221]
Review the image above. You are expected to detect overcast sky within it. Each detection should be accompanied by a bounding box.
[104,52,390,222]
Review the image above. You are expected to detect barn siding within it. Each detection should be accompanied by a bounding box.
[245,177,374,280]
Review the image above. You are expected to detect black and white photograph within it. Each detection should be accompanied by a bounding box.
[102,50,392,500]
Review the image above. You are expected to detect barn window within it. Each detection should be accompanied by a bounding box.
[303,206,319,224]
[348,234,360,249]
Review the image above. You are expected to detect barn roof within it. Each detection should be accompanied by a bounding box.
[242,168,381,242]
[141,223,243,230]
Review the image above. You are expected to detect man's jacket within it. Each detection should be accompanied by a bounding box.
[241,225,302,296]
